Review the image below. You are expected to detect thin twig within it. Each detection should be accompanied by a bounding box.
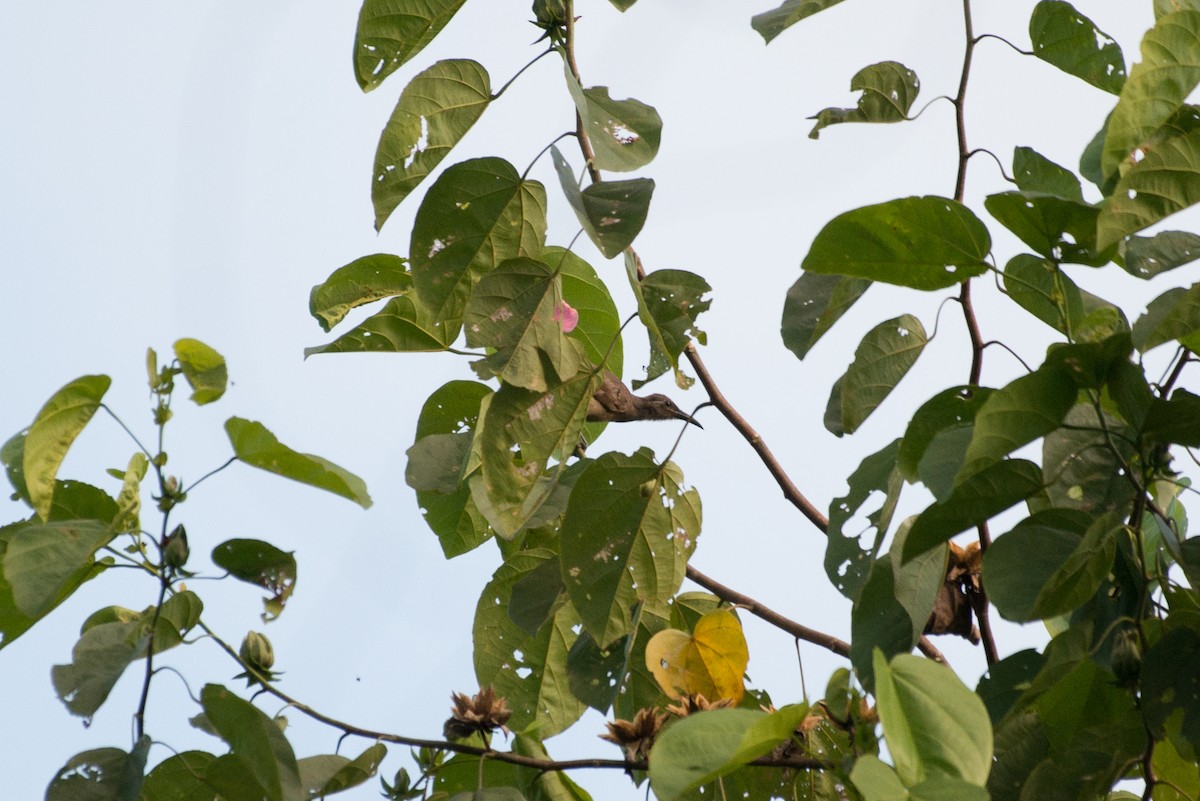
[491,47,555,101]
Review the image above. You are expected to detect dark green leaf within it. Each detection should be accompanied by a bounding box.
[550,146,653,258]
[802,197,990,290]
[24,374,111,521]
[808,61,919,139]
[1144,625,1200,759]
[889,520,947,644]
[309,254,411,332]
[353,0,469,91]
[508,556,564,635]
[1001,254,1085,334]
[832,314,927,435]
[140,751,217,801]
[850,559,917,690]
[1029,1,1126,94]
[1042,403,1136,513]
[297,744,387,796]
[623,255,708,390]
[201,684,301,801]
[902,460,1043,562]
[917,426,973,501]
[1013,146,1084,201]
[751,0,847,43]
[1146,388,1200,446]
[781,272,871,360]
[976,649,1046,725]
[1133,281,1200,352]
[1,431,28,504]
[898,386,992,482]
[406,433,471,494]
[1098,125,1200,249]
[1120,230,1200,278]
[225,417,372,508]
[984,192,1111,266]
[565,630,626,712]
[174,338,227,405]
[613,604,672,720]
[564,67,661,172]
[826,439,902,601]
[212,539,296,621]
[47,740,149,801]
[410,158,546,322]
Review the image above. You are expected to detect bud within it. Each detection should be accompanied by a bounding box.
[1110,626,1142,686]
[532,0,568,26]
[163,524,190,570]
[240,631,275,672]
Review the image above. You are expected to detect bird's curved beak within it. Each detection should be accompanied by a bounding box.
[673,409,703,429]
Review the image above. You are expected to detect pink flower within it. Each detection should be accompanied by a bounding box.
[553,300,579,333]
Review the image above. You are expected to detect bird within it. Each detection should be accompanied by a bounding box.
[586,371,702,428]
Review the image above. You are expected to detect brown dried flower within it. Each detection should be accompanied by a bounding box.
[600,706,668,763]
[665,693,736,718]
[442,686,513,741]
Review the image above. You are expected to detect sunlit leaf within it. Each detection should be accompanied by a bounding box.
[830,314,927,435]
[1098,126,1200,249]
[225,418,372,508]
[1001,255,1085,334]
[751,0,847,43]
[850,755,908,801]
[212,539,296,621]
[4,520,111,619]
[112,452,147,535]
[1029,1,1126,94]
[781,272,871,360]
[304,294,456,356]
[1013,146,1084,201]
[803,197,990,290]
[645,609,748,703]
[174,338,227,405]
[307,253,412,331]
[550,146,653,258]
[24,374,111,521]
[201,684,302,801]
[353,0,469,91]
[809,61,919,139]
[564,66,661,172]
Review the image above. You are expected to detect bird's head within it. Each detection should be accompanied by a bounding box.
[640,394,703,428]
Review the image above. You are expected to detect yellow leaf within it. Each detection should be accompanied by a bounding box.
[645,609,749,703]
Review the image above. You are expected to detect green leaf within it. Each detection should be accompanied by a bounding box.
[902,460,1043,562]
[1145,388,1200,447]
[1159,0,1200,17]
[1001,254,1085,334]
[781,272,871,360]
[1042,403,1136,513]
[1119,230,1200,278]
[550,146,654,259]
[4,520,110,619]
[850,755,908,801]
[613,605,673,720]
[473,549,587,737]
[1,431,29,505]
[808,61,919,139]
[1133,281,1200,352]
[140,751,217,801]
[984,192,1112,266]
[353,0,469,91]
[464,257,585,392]
[873,652,992,786]
[224,417,372,508]
[851,558,919,690]
[1029,1,1126,94]
[802,197,990,290]
[622,255,708,390]
[309,254,412,332]
[831,314,927,435]
[554,247,623,377]
[1143,626,1200,759]
[372,60,491,229]
[304,294,456,356]
[24,374,111,521]
[561,451,699,646]
[47,739,149,801]
[1102,11,1200,180]
[898,386,993,482]
[826,439,902,601]
[1013,146,1084,201]
[112,452,147,535]
[563,66,661,172]
[211,539,296,621]
[512,735,594,801]
[297,744,387,797]
[410,157,546,323]
[406,433,471,494]
[648,706,808,801]
[1098,125,1200,249]
[976,649,1046,725]
[201,684,302,801]
[751,0,847,43]
[889,520,948,645]
[984,512,1117,621]
[173,338,227,405]
[955,367,1077,483]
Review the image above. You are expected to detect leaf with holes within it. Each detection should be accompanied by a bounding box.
[1029,1,1126,94]
[1120,230,1200,278]
[352,0,469,91]
[550,145,654,258]
[781,272,871,360]
[1013,146,1084,201]
[1099,126,1200,249]
[826,439,902,602]
[564,66,661,172]
[985,192,1112,266]
[809,61,919,139]
[645,609,748,703]
[212,539,296,621]
[629,268,711,390]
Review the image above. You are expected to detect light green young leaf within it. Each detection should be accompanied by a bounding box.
[224,418,372,508]
[984,192,1112,266]
[648,706,808,801]
[464,257,585,392]
[803,197,990,290]
[201,684,302,801]
[212,539,296,621]
[826,439,902,602]
[550,146,653,258]
[474,549,587,737]
[1158,0,1200,16]
[174,338,227,405]
[561,450,699,647]
[809,61,919,139]
[1029,1,1126,94]
[873,652,992,786]
[373,60,492,229]
[4,520,111,619]
[410,157,546,323]
[308,253,411,332]
[24,374,111,521]
[781,272,871,360]
[751,0,848,43]
[564,65,661,172]
[1120,230,1200,278]
[850,755,908,801]
[1098,125,1200,249]
[1102,11,1200,179]
[1132,281,1200,352]
[833,314,928,435]
[353,0,469,91]
[1013,146,1084,201]
[112,452,147,535]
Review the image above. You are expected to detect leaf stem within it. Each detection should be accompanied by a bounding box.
[491,46,555,101]
[101,405,154,460]
[974,33,1034,56]
[182,456,237,495]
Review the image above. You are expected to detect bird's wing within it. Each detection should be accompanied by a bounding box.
[588,371,637,421]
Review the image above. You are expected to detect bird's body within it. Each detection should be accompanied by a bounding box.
[586,371,701,427]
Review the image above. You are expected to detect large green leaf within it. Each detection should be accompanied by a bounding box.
[648,706,808,801]
[211,539,296,621]
[372,60,491,229]
[781,272,871,360]
[898,386,993,482]
[550,146,653,258]
[3,520,111,619]
[1098,125,1200,249]
[1101,11,1200,179]
[473,548,587,737]
[829,314,927,435]
[1012,146,1084,201]
[1132,281,1200,352]
[309,253,411,332]
[1001,255,1086,334]
[353,0,469,91]
[140,751,217,801]
[464,257,585,392]
[751,0,847,43]
[224,418,372,508]
[564,66,661,172]
[410,158,546,323]
[1120,230,1200,278]
[1041,403,1136,514]
[174,338,227,405]
[802,197,990,290]
[826,439,902,601]
[24,374,111,521]
[873,652,992,786]
[955,367,1077,484]
[809,61,919,139]
[1029,1,1126,94]
[560,450,699,646]
[902,460,1043,562]
[984,192,1112,266]
[201,684,301,801]
[46,738,149,801]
